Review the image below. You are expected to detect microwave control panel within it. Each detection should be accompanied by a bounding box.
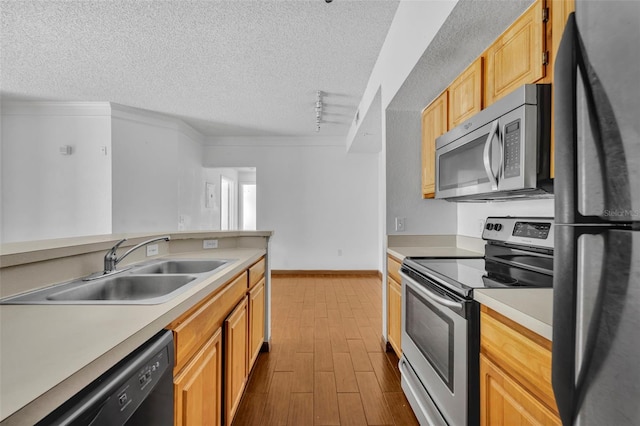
[503,119,521,178]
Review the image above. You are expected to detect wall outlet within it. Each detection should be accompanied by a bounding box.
[146,244,159,257]
[338,249,343,256]
[395,217,406,232]
[203,239,218,249]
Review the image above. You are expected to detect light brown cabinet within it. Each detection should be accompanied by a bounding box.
[387,276,402,358]
[249,277,265,369]
[174,328,223,426]
[419,0,574,193]
[224,296,249,426]
[480,306,560,426]
[168,261,267,426]
[168,270,248,426]
[484,0,547,106]
[448,57,484,128]
[480,354,560,426]
[222,256,266,426]
[386,254,403,358]
[421,91,448,199]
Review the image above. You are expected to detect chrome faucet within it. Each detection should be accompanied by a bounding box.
[103,236,171,274]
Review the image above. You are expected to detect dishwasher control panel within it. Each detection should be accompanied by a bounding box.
[114,346,171,418]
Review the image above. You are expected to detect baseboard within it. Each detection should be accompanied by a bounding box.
[271,270,380,277]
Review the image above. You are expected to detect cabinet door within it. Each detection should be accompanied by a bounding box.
[484,0,546,106]
[224,296,248,426]
[248,278,265,370]
[421,91,448,198]
[387,276,402,358]
[449,57,483,128]
[480,354,561,426]
[174,327,223,426]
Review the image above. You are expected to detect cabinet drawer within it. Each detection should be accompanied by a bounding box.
[387,255,402,284]
[169,271,248,372]
[248,257,265,289]
[480,309,556,412]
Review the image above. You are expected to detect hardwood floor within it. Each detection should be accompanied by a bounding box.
[232,275,418,426]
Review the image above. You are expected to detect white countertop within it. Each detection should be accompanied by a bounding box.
[474,288,553,340]
[0,248,265,425]
[387,246,484,260]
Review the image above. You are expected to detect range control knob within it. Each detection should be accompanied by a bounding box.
[485,223,494,231]
[494,223,503,231]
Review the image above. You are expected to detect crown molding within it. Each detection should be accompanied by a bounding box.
[1,101,112,116]
[109,103,205,144]
[204,135,345,147]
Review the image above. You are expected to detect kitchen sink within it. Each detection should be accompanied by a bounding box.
[0,257,234,305]
[46,275,197,302]
[133,259,229,274]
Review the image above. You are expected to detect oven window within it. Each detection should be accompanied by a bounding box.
[439,133,490,190]
[406,286,455,391]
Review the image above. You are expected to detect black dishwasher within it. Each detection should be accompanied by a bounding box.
[38,330,174,426]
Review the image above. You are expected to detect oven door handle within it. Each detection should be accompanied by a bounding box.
[400,271,465,314]
[483,119,500,190]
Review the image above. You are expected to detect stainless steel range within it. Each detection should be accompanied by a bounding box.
[399,217,554,426]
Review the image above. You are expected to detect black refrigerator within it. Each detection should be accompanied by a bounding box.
[552,2,640,426]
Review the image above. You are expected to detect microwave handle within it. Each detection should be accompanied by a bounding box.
[483,120,500,190]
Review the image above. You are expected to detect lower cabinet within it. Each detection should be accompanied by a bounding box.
[387,254,403,358]
[174,328,223,426]
[480,306,560,426]
[480,354,560,426]
[387,276,402,358]
[168,258,267,426]
[225,297,249,426]
[249,278,266,368]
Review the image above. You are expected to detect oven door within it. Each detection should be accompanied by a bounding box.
[400,270,478,426]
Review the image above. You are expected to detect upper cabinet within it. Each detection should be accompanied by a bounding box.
[484,0,547,106]
[420,0,574,194]
[449,57,484,129]
[421,91,448,199]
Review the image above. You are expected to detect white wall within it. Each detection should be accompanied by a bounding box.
[386,110,458,236]
[1,102,112,242]
[110,106,207,234]
[204,138,379,270]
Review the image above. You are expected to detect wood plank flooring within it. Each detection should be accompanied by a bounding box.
[232,275,418,426]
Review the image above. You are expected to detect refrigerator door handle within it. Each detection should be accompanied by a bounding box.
[552,226,579,426]
[555,13,631,226]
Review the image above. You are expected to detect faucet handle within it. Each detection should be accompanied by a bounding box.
[108,238,127,255]
[104,238,127,272]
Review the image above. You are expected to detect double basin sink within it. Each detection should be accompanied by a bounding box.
[0,259,233,305]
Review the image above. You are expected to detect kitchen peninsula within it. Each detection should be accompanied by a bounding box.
[0,231,271,426]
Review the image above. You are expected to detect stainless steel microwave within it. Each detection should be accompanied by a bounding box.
[435,84,553,201]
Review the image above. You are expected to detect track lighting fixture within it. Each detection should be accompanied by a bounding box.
[315,90,323,132]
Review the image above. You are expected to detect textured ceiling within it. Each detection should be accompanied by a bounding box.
[1,0,399,137]
[388,0,533,111]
